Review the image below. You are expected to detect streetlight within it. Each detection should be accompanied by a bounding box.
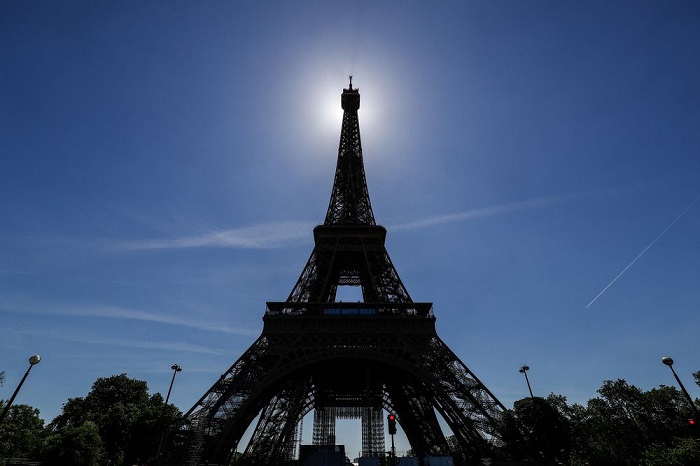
[156,364,182,461]
[519,364,534,398]
[662,356,699,417]
[0,355,41,425]
[164,364,182,407]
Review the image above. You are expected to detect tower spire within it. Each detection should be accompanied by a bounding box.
[172,84,507,466]
[285,81,412,305]
[324,79,375,225]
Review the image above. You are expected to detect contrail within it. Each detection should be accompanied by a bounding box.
[586,195,700,309]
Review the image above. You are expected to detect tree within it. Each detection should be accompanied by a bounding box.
[507,396,572,464]
[494,378,700,466]
[0,403,45,460]
[641,437,700,466]
[49,373,182,466]
[567,379,697,466]
[44,420,103,466]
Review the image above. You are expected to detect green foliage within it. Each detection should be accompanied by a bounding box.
[496,380,700,466]
[576,380,693,466]
[0,403,45,459]
[641,437,700,466]
[44,420,104,466]
[497,396,572,463]
[579,380,647,465]
[3,368,700,466]
[48,373,182,466]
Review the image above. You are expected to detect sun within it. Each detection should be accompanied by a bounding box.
[314,78,345,137]
[308,72,392,151]
[288,51,406,174]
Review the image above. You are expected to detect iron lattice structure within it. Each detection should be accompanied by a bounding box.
[169,81,506,466]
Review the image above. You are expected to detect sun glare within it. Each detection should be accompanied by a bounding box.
[287,44,410,176]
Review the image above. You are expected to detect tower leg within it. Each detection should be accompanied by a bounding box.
[361,406,385,458]
[313,406,336,447]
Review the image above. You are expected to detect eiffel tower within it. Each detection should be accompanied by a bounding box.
[174,79,506,466]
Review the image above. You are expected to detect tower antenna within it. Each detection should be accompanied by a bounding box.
[172,84,507,465]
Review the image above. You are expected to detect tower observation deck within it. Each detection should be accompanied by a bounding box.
[166,79,507,466]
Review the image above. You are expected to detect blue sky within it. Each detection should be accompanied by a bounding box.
[1,0,699,457]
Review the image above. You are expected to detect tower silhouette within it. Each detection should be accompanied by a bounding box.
[175,80,505,466]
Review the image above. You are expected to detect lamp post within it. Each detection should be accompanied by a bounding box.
[156,364,182,461]
[0,354,41,425]
[662,356,699,417]
[164,364,182,407]
[519,364,534,398]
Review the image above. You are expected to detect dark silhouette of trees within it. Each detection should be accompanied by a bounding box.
[3,369,700,465]
[496,395,574,464]
[46,373,182,466]
[0,403,45,460]
[44,420,104,466]
[573,379,700,465]
[497,379,700,465]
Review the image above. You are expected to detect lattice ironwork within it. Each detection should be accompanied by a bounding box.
[312,407,335,446]
[324,81,375,226]
[169,81,507,466]
[286,225,414,307]
[362,405,385,457]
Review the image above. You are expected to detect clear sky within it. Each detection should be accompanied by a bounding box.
[1,0,699,458]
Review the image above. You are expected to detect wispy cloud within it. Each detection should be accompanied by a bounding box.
[69,305,261,336]
[117,193,582,249]
[390,195,570,231]
[121,221,313,250]
[15,329,227,355]
[0,302,259,337]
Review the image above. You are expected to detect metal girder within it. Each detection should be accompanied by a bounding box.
[176,315,505,465]
[324,86,375,226]
[244,380,309,464]
[170,82,506,466]
[286,226,414,309]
